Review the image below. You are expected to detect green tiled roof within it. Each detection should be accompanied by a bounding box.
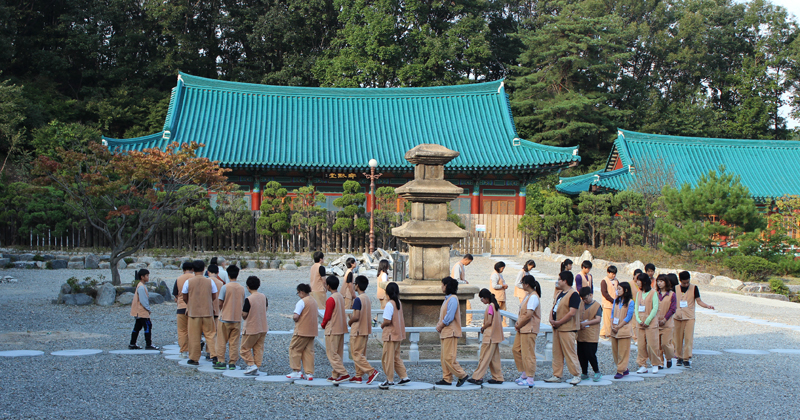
[104,73,580,173]
[557,129,800,199]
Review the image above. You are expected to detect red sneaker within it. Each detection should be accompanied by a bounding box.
[326,376,335,382]
[349,376,363,383]
[332,374,351,384]
[366,369,380,385]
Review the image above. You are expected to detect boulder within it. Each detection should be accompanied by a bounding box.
[69,256,84,263]
[149,294,165,305]
[164,265,179,270]
[14,261,36,269]
[543,247,551,256]
[128,262,147,270]
[84,254,100,269]
[746,293,789,302]
[50,260,68,269]
[99,262,110,269]
[64,293,93,306]
[578,250,592,263]
[60,283,72,294]
[553,254,568,263]
[98,255,111,261]
[35,261,45,269]
[741,283,771,293]
[245,260,258,269]
[283,263,298,270]
[331,265,345,276]
[592,259,610,269]
[269,260,281,269]
[357,266,367,274]
[623,261,645,275]
[116,259,127,270]
[18,253,35,261]
[0,258,9,266]
[42,254,56,261]
[788,285,800,293]
[137,257,156,265]
[149,261,164,269]
[3,254,19,261]
[116,292,135,305]
[67,262,85,269]
[710,276,744,290]
[689,272,714,285]
[95,283,117,306]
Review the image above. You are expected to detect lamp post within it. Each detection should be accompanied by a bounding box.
[364,159,382,254]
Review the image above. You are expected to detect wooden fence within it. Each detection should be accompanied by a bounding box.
[2,212,540,255]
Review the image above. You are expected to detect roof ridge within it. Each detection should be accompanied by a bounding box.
[618,128,800,148]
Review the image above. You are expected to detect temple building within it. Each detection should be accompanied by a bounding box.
[557,129,800,201]
[104,73,580,214]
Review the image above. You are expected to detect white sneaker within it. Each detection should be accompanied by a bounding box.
[568,376,581,385]
[636,367,648,374]
[285,371,303,379]
[179,351,188,359]
[651,366,659,374]
[244,365,258,374]
[544,376,562,383]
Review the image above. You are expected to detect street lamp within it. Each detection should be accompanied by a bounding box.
[364,159,382,254]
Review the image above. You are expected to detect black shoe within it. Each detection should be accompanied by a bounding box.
[228,363,236,370]
[435,379,451,386]
[487,379,503,384]
[467,378,483,385]
[656,366,664,370]
[676,358,683,366]
[213,362,227,370]
[667,360,673,369]
[378,381,394,390]
[683,360,691,369]
[211,357,218,364]
[397,378,411,385]
[457,376,469,387]
[187,360,199,366]
[128,345,141,350]
[145,345,160,351]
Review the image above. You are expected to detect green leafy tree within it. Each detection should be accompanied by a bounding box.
[332,180,368,251]
[0,76,25,175]
[31,121,100,159]
[656,167,765,255]
[518,175,560,248]
[290,186,327,251]
[215,191,253,250]
[171,186,216,251]
[256,181,291,252]
[577,192,613,247]
[611,190,646,246]
[542,195,576,246]
[373,186,399,248]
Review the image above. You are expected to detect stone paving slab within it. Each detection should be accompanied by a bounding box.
[109,349,160,355]
[0,350,44,357]
[724,349,771,355]
[51,349,102,356]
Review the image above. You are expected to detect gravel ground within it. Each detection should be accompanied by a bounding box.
[1,256,799,419]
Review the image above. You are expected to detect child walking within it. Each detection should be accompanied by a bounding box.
[286,283,318,380]
[575,260,593,293]
[635,273,660,374]
[512,275,541,387]
[375,259,391,309]
[611,283,634,379]
[214,265,245,370]
[451,254,473,323]
[674,271,715,369]
[342,257,357,310]
[656,274,676,369]
[129,269,159,350]
[577,287,602,381]
[379,282,410,389]
[435,277,469,387]
[468,289,505,385]
[599,266,618,339]
[489,261,508,326]
[546,271,582,385]
[321,275,350,384]
[348,276,379,384]
[513,260,536,305]
[240,276,268,375]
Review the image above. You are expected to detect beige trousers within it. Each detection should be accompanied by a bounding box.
[637,327,661,367]
[350,335,373,377]
[440,337,467,382]
[216,321,241,363]
[673,319,695,360]
[176,313,189,353]
[382,340,407,381]
[512,332,537,377]
[611,337,631,373]
[325,334,348,377]
[600,306,613,338]
[473,342,503,381]
[187,316,216,362]
[289,335,315,375]
[659,327,674,362]
[311,292,327,310]
[240,332,266,367]
[551,329,580,377]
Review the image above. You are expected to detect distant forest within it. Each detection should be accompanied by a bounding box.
[1,0,799,177]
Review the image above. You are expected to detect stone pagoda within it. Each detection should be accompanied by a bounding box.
[389,144,479,343]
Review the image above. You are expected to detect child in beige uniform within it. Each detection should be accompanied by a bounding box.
[450,254,473,323]
[172,262,194,358]
[635,273,661,374]
[310,251,327,309]
[129,269,159,350]
[674,271,714,369]
[214,265,245,370]
[435,277,469,387]
[379,282,411,389]
[240,276,268,375]
[286,283,319,380]
[577,287,602,382]
[207,264,224,363]
[375,259,391,309]
[513,275,541,387]
[182,260,218,365]
[348,276,379,384]
[546,271,582,385]
[611,283,634,379]
[513,260,536,305]
[321,276,350,384]
[599,266,618,339]
[489,261,508,327]
[342,258,357,309]
[468,289,505,385]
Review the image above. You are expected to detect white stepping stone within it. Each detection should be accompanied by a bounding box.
[389,381,434,390]
[178,359,212,367]
[109,349,160,355]
[482,381,532,390]
[635,372,666,378]
[434,382,481,391]
[533,381,574,389]
[602,374,644,383]
[691,349,722,355]
[223,369,263,379]
[576,379,613,386]
[162,350,181,355]
[164,354,185,361]
[0,350,44,357]
[724,349,770,355]
[295,378,334,387]
[256,375,299,383]
[338,382,380,389]
[769,349,800,354]
[658,368,683,375]
[197,365,227,374]
[51,349,102,357]
[162,345,180,350]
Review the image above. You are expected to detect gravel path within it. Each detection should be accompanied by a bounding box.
[1,256,799,419]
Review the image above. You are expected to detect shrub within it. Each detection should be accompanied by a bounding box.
[45,261,53,269]
[240,260,249,269]
[776,257,800,277]
[124,257,134,264]
[725,255,778,282]
[769,278,790,296]
[32,254,45,261]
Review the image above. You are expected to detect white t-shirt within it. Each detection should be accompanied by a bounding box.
[181,277,218,294]
[218,269,230,283]
[294,299,305,315]
[526,294,540,311]
[383,301,394,320]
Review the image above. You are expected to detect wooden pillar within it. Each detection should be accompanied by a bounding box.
[251,176,262,211]
[516,187,526,215]
[470,183,480,214]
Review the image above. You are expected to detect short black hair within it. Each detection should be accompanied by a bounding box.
[581,260,592,269]
[633,269,643,276]
[667,273,679,287]
[193,260,205,273]
[246,276,260,290]
[559,271,574,287]
[493,261,505,272]
[645,263,656,272]
[442,277,459,295]
[313,251,324,263]
[607,265,617,274]
[226,264,240,280]
[355,275,369,292]
[207,264,219,274]
[181,262,193,271]
[579,287,593,298]
[463,254,474,261]
[679,271,691,281]
[326,275,339,290]
[210,257,218,266]
[297,283,311,294]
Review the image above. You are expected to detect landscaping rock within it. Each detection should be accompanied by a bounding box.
[64,293,93,306]
[117,259,127,270]
[69,256,84,263]
[690,272,714,285]
[269,260,281,269]
[96,283,117,306]
[623,261,645,275]
[84,254,100,269]
[149,294,165,305]
[35,261,44,269]
[283,263,298,270]
[99,255,111,261]
[51,260,68,269]
[67,262,85,270]
[331,265,345,276]
[741,283,771,293]
[14,261,37,269]
[579,250,592,263]
[0,258,9,266]
[149,261,164,269]
[788,285,800,293]
[60,283,72,294]
[245,260,258,269]
[137,257,156,265]
[42,254,56,261]
[18,253,35,261]
[710,276,744,290]
[128,262,147,270]
[3,254,19,261]
[746,293,790,302]
[543,247,551,256]
[164,265,179,270]
[99,262,110,269]
[116,292,134,305]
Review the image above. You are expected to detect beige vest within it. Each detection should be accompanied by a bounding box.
[351,293,372,336]
[324,292,348,335]
[612,301,633,339]
[310,262,325,293]
[343,269,355,300]
[294,296,319,337]
[636,290,658,329]
[175,272,193,311]
[658,291,675,329]
[553,288,579,331]
[451,262,466,281]
[483,304,505,343]
[439,295,462,338]
[514,269,528,299]
[211,276,224,317]
[577,301,601,342]
[130,286,149,318]
[376,272,388,300]
[243,292,268,334]
[600,277,618,309]
[518,293,541,334]
[490,272,506,302]
[675,284,697,320]
[219,281,245,322]
[382,300,406,342]
[186,275,215,318]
